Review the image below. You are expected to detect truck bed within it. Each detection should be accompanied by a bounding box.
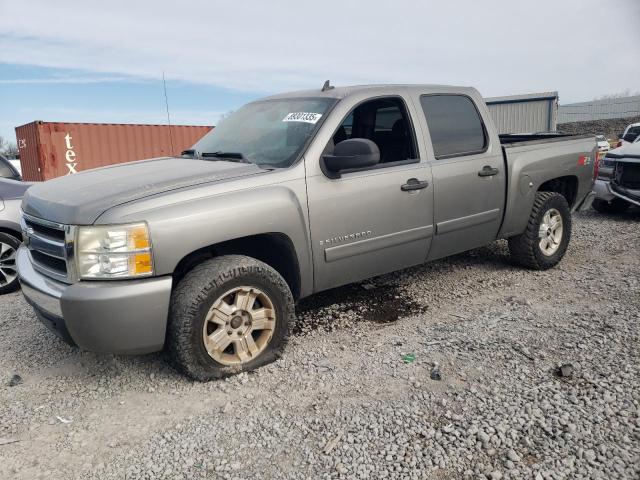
[497,133,597,239]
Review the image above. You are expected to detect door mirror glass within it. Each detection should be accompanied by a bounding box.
[321,138,380,178]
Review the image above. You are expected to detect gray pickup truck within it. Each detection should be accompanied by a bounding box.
[593,141,640,213]
[17,84,597,380]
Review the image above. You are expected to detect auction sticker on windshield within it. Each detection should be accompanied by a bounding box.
[282,112,322,124]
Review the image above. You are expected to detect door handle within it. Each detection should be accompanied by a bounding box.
[401,178,429,191]
[478,165,499,177]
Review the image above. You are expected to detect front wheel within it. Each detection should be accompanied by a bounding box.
[508,192,571,270]
[166,255,294,381]
[0,232,20,295]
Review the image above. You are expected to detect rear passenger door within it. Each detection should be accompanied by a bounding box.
[416,93,506,260]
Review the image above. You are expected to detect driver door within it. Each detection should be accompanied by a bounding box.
[305,95,434,292]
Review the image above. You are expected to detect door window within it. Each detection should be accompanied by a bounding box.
[420,95,487,159]
[330,97,417,166]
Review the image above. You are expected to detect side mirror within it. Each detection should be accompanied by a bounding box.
[321,138,380,179]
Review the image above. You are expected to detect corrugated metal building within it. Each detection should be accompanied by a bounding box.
[15,121,213,181]
[485,92,558,134]
[557,95,640,123]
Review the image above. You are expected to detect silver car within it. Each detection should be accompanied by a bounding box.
[0,170,30,293]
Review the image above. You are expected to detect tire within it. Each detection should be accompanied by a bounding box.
[592,198,631,214]
[166,255,294,381]
[508,192,571,270]
[0,232,21,295]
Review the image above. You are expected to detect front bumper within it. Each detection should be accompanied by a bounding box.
[17,246,172,354]
[595,180,640,207]
[610,183,640,207]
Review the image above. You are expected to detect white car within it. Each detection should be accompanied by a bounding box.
[595,135,610,152]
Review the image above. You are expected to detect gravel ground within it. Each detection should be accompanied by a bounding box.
[1,209,638,479]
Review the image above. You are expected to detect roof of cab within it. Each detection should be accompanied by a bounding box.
[262,84,478,101]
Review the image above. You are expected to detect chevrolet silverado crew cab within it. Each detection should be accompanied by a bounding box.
[18,84,597,380]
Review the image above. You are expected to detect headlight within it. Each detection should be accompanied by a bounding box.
[77,223,154,279]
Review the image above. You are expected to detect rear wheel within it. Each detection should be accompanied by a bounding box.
[0,232,20,295]
[508,192,571,270]
[166,255,294,381]
[592,198,630,214]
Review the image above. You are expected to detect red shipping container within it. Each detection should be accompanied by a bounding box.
[15,121,213,181]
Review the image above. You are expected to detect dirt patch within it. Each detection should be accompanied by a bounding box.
[294,282,425,334]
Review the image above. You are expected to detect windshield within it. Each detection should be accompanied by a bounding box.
[192,97,336,168]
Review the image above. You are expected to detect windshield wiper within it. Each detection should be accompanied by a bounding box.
[201,151,252,163]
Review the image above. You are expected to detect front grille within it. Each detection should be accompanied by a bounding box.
[22,213,72,282]
[617,163,640,190]
[31,250,67,274]
[25,219,65,242]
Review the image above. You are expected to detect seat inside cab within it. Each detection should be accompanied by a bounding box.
[331,97,416,164]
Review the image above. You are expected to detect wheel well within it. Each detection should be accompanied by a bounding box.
[0,226,22,240]
[538,176,578,207]
[172,233,302,300]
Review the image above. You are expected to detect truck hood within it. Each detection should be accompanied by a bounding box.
[22,157,265,224]
[606,141,640,158]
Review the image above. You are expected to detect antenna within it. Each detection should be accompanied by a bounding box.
[321,80,334,92]
[162,71,175,155]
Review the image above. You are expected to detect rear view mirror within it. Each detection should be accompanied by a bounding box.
[321,138,380,179]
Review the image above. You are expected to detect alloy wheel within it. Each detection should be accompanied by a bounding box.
[0,241,17,286]
[202,286,276,365]
[538,208,563,256]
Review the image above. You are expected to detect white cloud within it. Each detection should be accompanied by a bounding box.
[13,106,223,126]
[0,75,138,84]
[1,0,639,101]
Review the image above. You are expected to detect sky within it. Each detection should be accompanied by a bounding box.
[1,0,639,143]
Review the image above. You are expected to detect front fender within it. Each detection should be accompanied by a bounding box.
[96,179,313,297]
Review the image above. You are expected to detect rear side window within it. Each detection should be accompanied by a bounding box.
[420,95,487,159]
